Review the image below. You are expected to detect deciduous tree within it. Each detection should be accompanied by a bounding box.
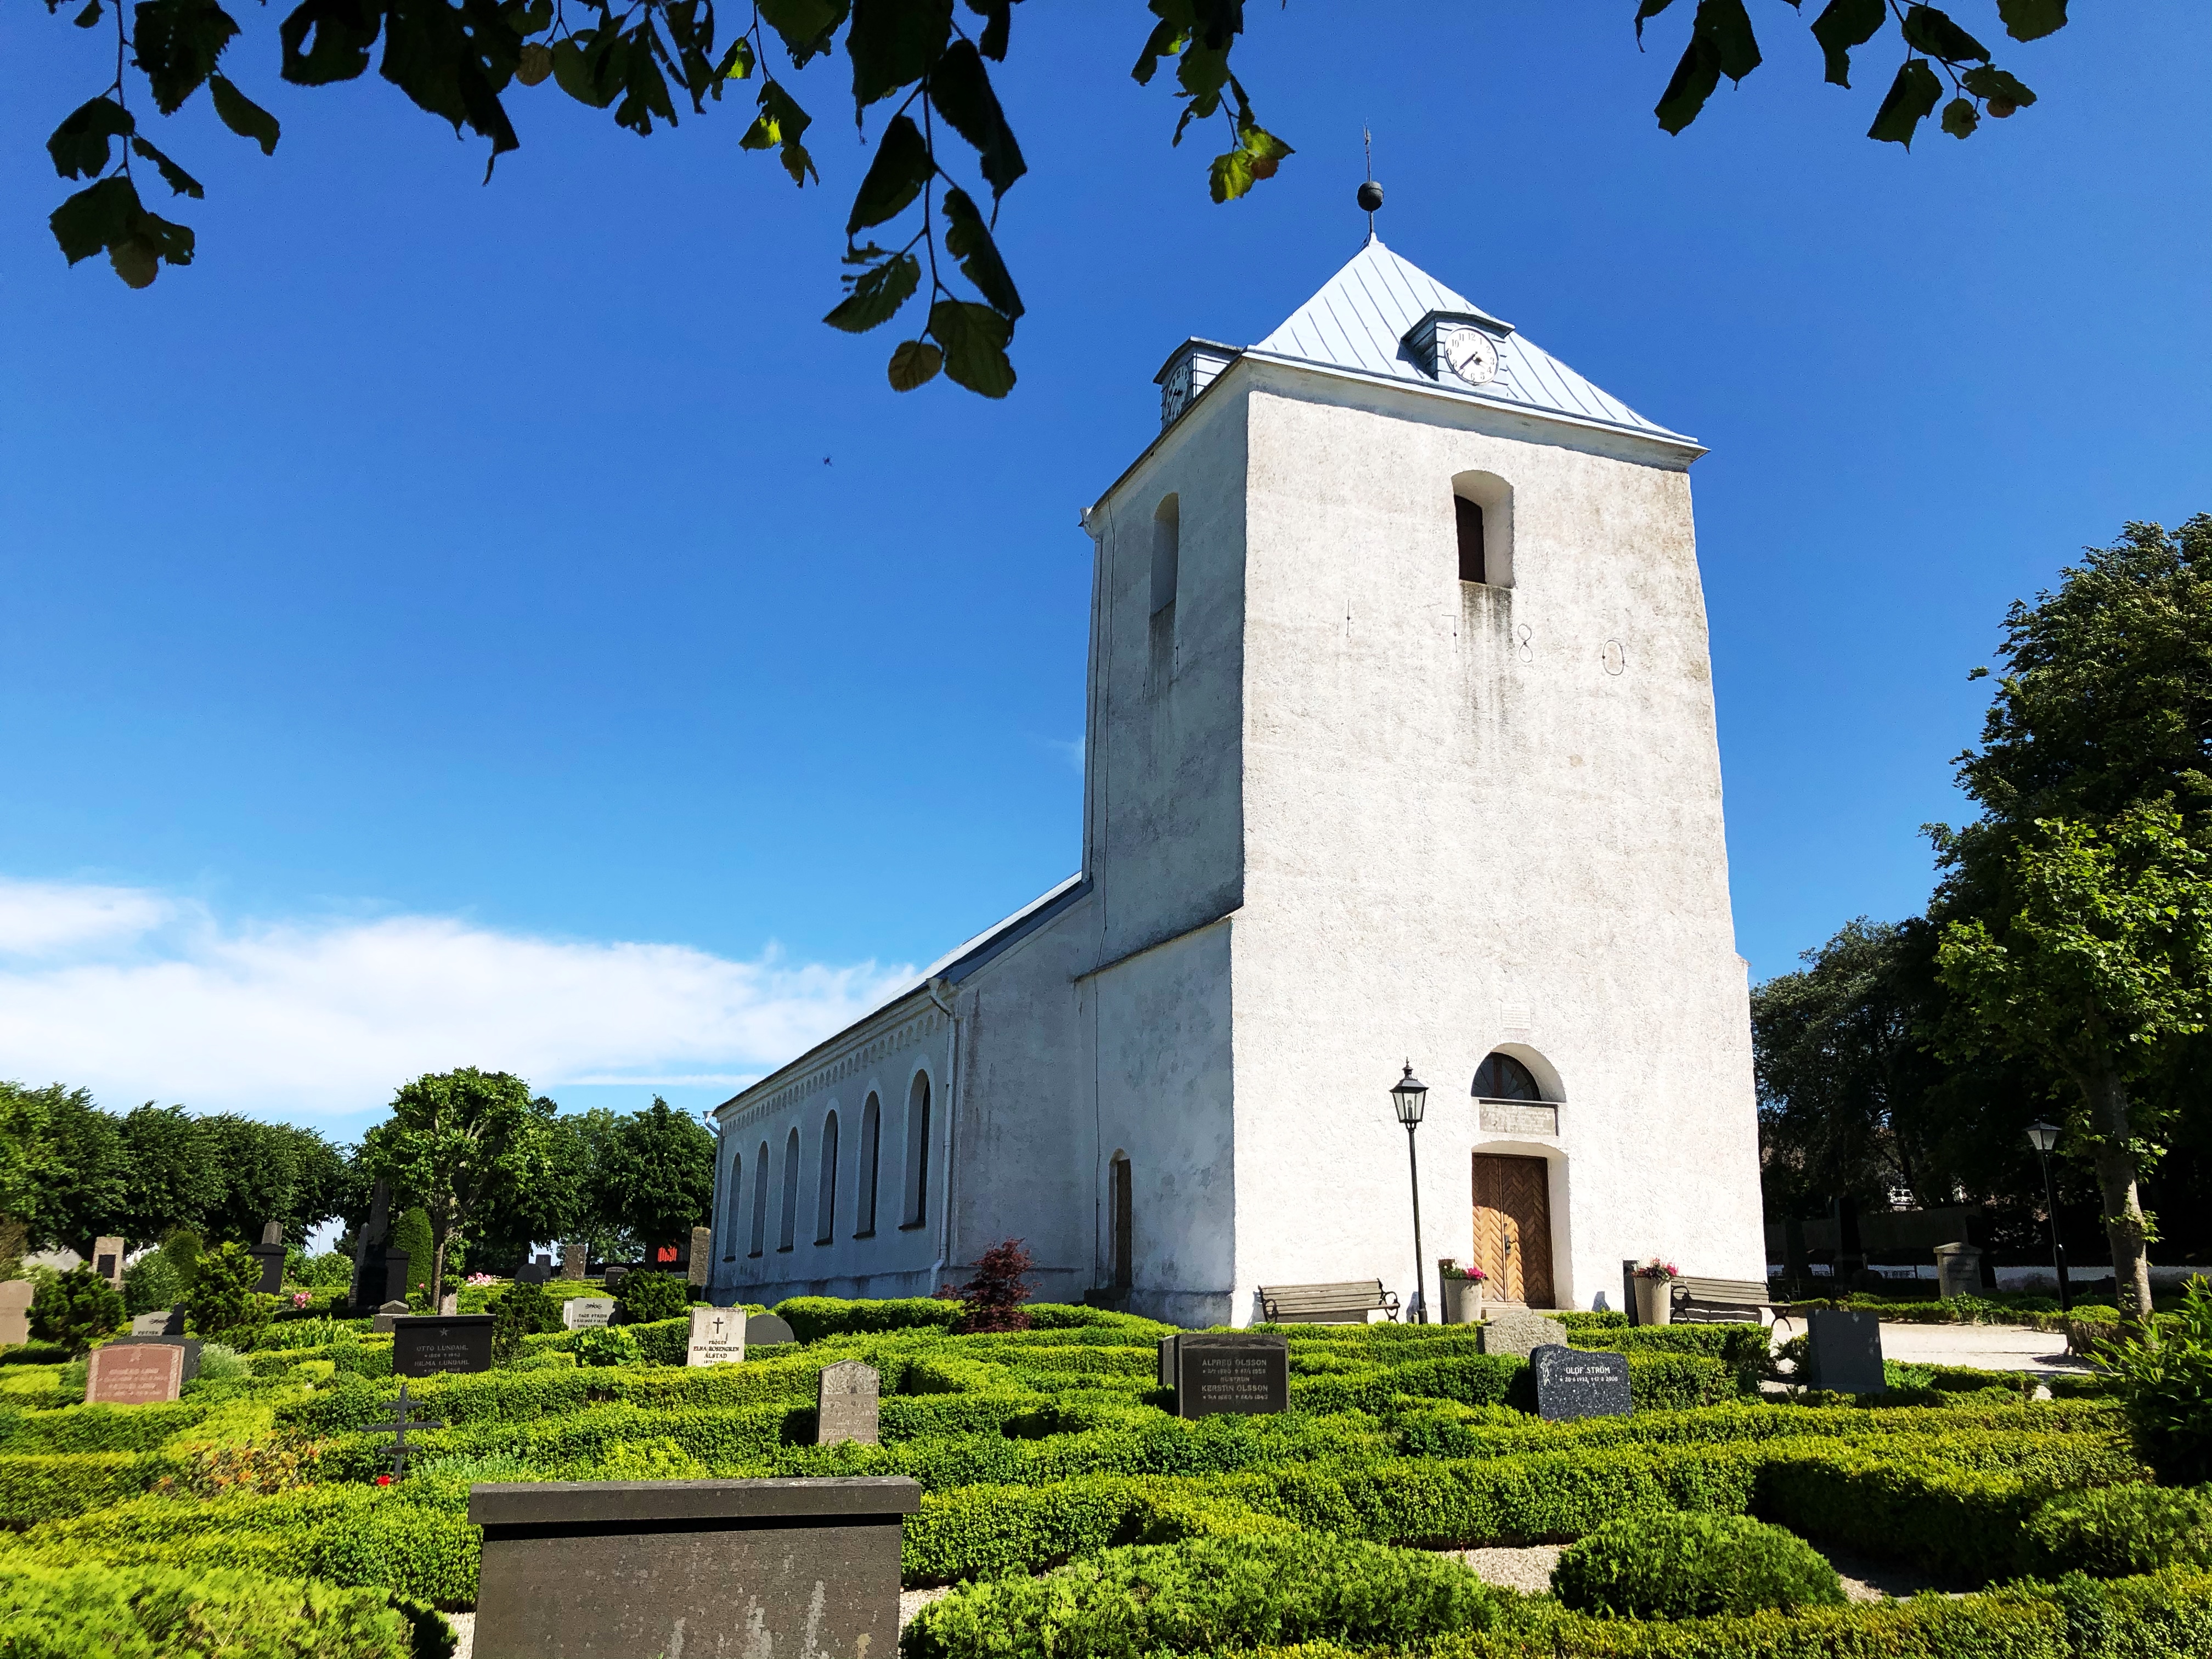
[365,1067,544,1305]
[588,1097,716,1255]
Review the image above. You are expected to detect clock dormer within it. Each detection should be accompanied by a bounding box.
[1402,309,1514,389]
[1153,338,1238,430]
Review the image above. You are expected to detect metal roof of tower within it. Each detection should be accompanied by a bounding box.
[1248,238,1697,449]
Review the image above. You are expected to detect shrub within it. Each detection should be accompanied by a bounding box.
[0,1559,452,1658]
[490,1283,563,1364]
[939,1239,1035,1335]
[121,1252,183,1317]
[29,1267,125,1353]
[901,1532,1506,1659]
[196,1342,250,1384]
[293,1250,359,1289]
[776,1296,961,1342]
[184,1244,274,1348]
[392,1210,438,1304]
[614,1271,691,1326]
[1550,1511,1846,1620]
[2100,1276,2212,1485]
[572,1327,643,1368]
[2027,1482,2212,1577]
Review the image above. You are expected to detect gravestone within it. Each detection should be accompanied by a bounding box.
[686,1306,746,1366]
[1478,1308,1568,1358]
[470,1476,921,1659]
[1804,1308,1887,1394]
[817,1360,881,1446]
[1530,1344,1632,1421]
[561,1244,588,1282]
[251,1220,287,1295]
[603,1265,630,1290]
[1935,1243,1983,1301]
[688,1227,713,1289]
[439,1293,460,1316]
[744,1312,796,1347]
[92,1235,126,1290]
[392,1313,496,1378]
[86,1341,185,1404]
[109,1335,203,1380]
[1160,1333,1289,1419]
[349,1180,413,1312]
[371,1299,411,1334]
[516,1255,553,1286]
[0,1280,32,1345]
[131,1308,185,1336]
[562,1297,617,1331]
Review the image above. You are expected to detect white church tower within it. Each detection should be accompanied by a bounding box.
[707,226,1766,1325]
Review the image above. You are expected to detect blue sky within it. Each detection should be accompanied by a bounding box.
[2,4,2206,1134]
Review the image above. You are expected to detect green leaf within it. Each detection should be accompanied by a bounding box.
[887,337,941,391]
[1941,95,1978,138]
[73,0,103,28]
[1869,57,1943,146]
[1960,65,2036,107]
[377,0,524,157]
[928,299,1012,397]
[133,0,243,114]
[131,134,205,196]
[550,36,616,108]
[757,0,847,66]
[844,111,929,235]
[49,174,140,264]
[847,0,950,107]
[1995,0,2067,42]
[823,251,919,332]
[1208,116,1291,203]
[208,74,281,153]
[1695,0,1760,81]
[1654,34,1719,133]
[940,185,1021,318]
[279,0,385,86]
[965,0,1009,60]
[717,36,754,80]
[47,97,134,180]
[1900,4,1989,63]
[927,38,1024,199]
[742,80,818,184]
[1808,0,1884,87]
[1633,0,1681,44]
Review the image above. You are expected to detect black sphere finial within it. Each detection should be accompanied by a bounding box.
[1356,180,1384,214]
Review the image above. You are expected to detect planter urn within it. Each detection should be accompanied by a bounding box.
[1633,1276,1674,1327]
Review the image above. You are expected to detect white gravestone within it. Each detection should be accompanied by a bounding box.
[686,1306,746,1367]
[816,1360,881,1446]
[0,1281,30,1346]
[563,1297,617,1331]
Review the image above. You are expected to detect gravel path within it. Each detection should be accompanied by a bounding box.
[1439,1545,1561,1595]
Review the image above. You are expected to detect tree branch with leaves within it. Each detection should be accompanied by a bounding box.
[364,1066,548,1306]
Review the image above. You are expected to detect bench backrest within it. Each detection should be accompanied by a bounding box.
[1261,1280,1390,1313]
[1672,1277,1770,1304]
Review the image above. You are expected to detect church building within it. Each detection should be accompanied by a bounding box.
[706,226,1765,1326]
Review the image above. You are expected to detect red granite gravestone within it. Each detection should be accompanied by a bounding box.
[87,1342,185,1404]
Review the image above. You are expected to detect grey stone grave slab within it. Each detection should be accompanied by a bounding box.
[0,1280,35,1346]
[516,1256,552,1286]
[1935,1243,1983,1301]
[470,1476,921,1659]
[392,1313,495,1378]
[87,1341,185,1404]
[1804,1308,1887,1395]
[562,1297,616,1331]
[687,1306,746,1367]
[817,1360,881,1446]
[1162,1333,1289,1418]
[109,1335,203,1380]
[1530,1344,1631,1421]
[92,1235,126,1290]
[438,1293,460,1316]
[131,1308,185,1336]
[371,1300,410,1334]
[561,1244,587,1281]
[1478,1308,1568,1358]
[745,1312,797,1347]
[688,1226,713,1288]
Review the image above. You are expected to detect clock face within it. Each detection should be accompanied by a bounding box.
[1442,329,1499,387]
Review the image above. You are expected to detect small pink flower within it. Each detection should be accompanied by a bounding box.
[291,1292,311,1308]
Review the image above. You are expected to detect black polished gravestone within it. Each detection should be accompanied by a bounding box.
[1530,1345,1631,1421]
[391,1314,496,1378]
[1804,1308,1887,1395]
[1159,1333,1289,1419]
[470,1476,921,1659]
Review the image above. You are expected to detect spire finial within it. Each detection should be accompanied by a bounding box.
[1356,127,1383,244]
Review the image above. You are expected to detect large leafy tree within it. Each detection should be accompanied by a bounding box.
[365,1067,546,1304]
[589,1097,717,1252]
[1931,516,2212,1321]
[194,1115,349,1245]
[113,1104,222,1245]
[467,1097,590,1272]
[0,1083,128,1255]
[33,1,2073,386]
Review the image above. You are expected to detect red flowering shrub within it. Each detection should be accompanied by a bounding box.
[939,1239,1035,1334]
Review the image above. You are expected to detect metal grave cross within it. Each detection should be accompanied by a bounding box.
[363,1382,445,1480]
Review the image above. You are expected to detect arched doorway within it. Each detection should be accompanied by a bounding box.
[1471,1152,1555,1308]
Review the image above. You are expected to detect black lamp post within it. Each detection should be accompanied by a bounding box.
[2024,1121,2072,1313]
[1390,1064,1430,1324]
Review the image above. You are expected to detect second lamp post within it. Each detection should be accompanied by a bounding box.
[1391,1064,1430,1324]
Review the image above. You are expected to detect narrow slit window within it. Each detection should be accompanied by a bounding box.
[856,1093,881,1237]
[778,1127,801,1251]
[1455,495,1487,584]
[815,1110,839,1244]
[748,1141,770,1257]
[722,1150,740,1260]
[901,1072,932,1228]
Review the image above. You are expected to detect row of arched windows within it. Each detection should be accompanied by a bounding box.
[719,1070,934,1262]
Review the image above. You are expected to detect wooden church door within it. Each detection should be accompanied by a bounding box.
[1471,1153,1556,1308]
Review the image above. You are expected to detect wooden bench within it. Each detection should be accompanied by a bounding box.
[1668,1276,1778,1325]
[1259,1280,1400,1323]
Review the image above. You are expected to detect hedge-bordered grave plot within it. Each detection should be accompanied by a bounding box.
[3,1287,2209,1658]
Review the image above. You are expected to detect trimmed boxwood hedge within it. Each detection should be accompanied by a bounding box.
[0,1451,186,1524]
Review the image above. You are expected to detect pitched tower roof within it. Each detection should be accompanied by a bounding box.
[1246,239,1696,449]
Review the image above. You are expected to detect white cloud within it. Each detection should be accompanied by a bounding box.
[0,878,914,1126]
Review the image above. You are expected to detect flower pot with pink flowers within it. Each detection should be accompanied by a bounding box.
[1437,1259,1488,1324]
[1631,1258,1679,1327]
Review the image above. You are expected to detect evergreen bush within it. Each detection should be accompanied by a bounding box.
[29,1267,125,1353]
[614,1271,690,1325]
[183,1243,274,1348]
[490,1282,563,1364]
[121,1252,183,1316]
[0,1559,451,1658]
[2027,1482,2212,1577]
[392,1210,437,1304]
[2100,1277,2212,1486]
[1550,1511,1846,1619]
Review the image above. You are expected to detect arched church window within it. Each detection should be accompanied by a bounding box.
[855,1092,881,1237]
[1473,1052,1545,1101]
[1455,496,1486,584]
[1150,495,1180,615]
[815,1110,839,1244]
[748,1140,770,1257]
[900,1071,932,1228]
[1450,471,1513,588]
[721,1148,740,1261]
[778,1127,802,1251]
